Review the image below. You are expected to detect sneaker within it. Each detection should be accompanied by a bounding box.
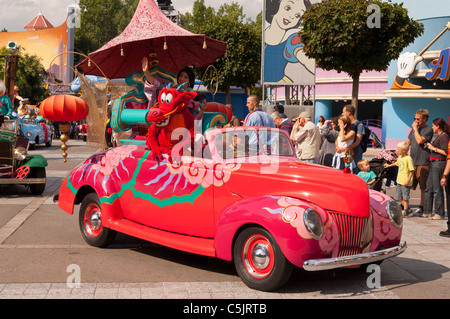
[439,230,450,237]
[403,209,414,217]
[412,208,423,217]
[429,214,443,220]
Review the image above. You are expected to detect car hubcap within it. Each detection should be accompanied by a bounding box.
[242,234,274,279]
[84,204,102,238]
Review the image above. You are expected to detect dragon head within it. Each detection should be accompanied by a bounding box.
[145,83,197,128]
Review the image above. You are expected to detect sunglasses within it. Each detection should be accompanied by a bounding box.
[414,118,422,121]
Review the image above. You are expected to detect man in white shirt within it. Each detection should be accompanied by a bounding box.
[291,111,321,163]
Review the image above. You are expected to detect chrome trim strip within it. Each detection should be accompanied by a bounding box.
[303,242,407,271]
[0,178,46,185]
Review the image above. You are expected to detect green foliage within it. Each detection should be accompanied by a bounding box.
[300,0,424,78]
[0,47,49,104]
[75,0,139,57]
[180,0,261,100]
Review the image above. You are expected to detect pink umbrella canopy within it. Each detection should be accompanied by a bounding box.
[76,0,227,79]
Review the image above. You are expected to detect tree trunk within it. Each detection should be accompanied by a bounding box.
[351,74,360,118]
[225,85,231,104]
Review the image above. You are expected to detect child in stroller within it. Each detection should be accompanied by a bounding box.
[369,149,398,192]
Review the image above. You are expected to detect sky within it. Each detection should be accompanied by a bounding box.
[0,0,448,32]
[0,0,262,32]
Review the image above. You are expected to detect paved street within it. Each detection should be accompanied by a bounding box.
[0,141,449,301]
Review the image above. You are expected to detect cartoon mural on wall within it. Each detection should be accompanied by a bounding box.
[263,0,315,84]
[391,21,450,90]
[0,17,68,83]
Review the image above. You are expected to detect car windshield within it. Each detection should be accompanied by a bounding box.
[213,127,295,160]
[22,118,37,125]
[0,120,16,133]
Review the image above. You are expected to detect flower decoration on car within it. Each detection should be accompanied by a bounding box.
[369,190,402,245]
[166,156,241,188]
[264,196,339,254]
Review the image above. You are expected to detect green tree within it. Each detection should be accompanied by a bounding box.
[300,0,424,113]
[180,0,261,103]
[0,47,49,104]
[181,0,216,33]
[75,0,138,59]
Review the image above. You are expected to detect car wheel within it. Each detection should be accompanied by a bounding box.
[233,227,293,291]
[29,167,46,195]
[79,193,116,247]
[45,138,52,147]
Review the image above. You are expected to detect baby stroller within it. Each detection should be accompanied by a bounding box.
[369,149,398,193]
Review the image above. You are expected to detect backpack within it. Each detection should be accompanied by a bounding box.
[357,121,371,153]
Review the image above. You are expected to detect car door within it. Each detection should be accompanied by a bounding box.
[120,147,215,238]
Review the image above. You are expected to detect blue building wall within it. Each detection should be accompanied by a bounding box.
[315,100,332,123]
[203,91,249,120]
[383,16,450,149]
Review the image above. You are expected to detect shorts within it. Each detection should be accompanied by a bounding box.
[412,165,430,191]
[396,184,411,200]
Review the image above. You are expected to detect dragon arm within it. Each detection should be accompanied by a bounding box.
[173,92,197,109]
[146,124,167,161]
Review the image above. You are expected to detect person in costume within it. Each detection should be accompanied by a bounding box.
[17,98,31,118]
[142,57,207,119]
[0,80,14,119]
[13,86,23,108]
[264,0,314,83]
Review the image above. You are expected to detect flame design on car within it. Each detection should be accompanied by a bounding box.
[67,146,241,208]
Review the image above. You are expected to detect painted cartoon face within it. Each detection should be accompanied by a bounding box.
[274,0,306,30]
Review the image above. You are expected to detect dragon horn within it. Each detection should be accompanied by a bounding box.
[166,83,173,89]
[177,82,188,91]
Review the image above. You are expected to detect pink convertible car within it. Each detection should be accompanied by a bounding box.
[58,123,406,291]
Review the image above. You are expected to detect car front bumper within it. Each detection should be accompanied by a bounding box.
[303,241,407,271]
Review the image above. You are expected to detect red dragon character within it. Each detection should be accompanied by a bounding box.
[145,84,198,161]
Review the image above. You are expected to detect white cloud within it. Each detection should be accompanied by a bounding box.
[0,0,442,32]
[0,0,260,32]
[0,0,77,31]
[171,0,262,20]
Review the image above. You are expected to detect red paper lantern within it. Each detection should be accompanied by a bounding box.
[40,95,89,122]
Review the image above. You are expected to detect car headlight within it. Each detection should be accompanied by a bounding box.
[26,132,32,137]
[304,208,323,240]
[386,200,403,228]
[14,147,28,161]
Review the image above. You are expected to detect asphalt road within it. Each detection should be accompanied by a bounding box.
[0,140,449,301]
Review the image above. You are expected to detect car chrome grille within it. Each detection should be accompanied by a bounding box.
[0,141,12,166]
[329,212,369,257]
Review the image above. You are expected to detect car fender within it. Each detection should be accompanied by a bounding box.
[214,195,336,268]
[24,155,48,167]
[59,161,125,225]
[369,190,402,249]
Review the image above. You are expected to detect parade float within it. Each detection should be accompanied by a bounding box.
[55,0,406,291]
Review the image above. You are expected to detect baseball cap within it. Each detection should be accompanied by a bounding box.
[298,111,310,119]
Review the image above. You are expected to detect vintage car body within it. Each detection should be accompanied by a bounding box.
[19,117,54,149]
[58,125,406,291]
[0,118,47,195]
